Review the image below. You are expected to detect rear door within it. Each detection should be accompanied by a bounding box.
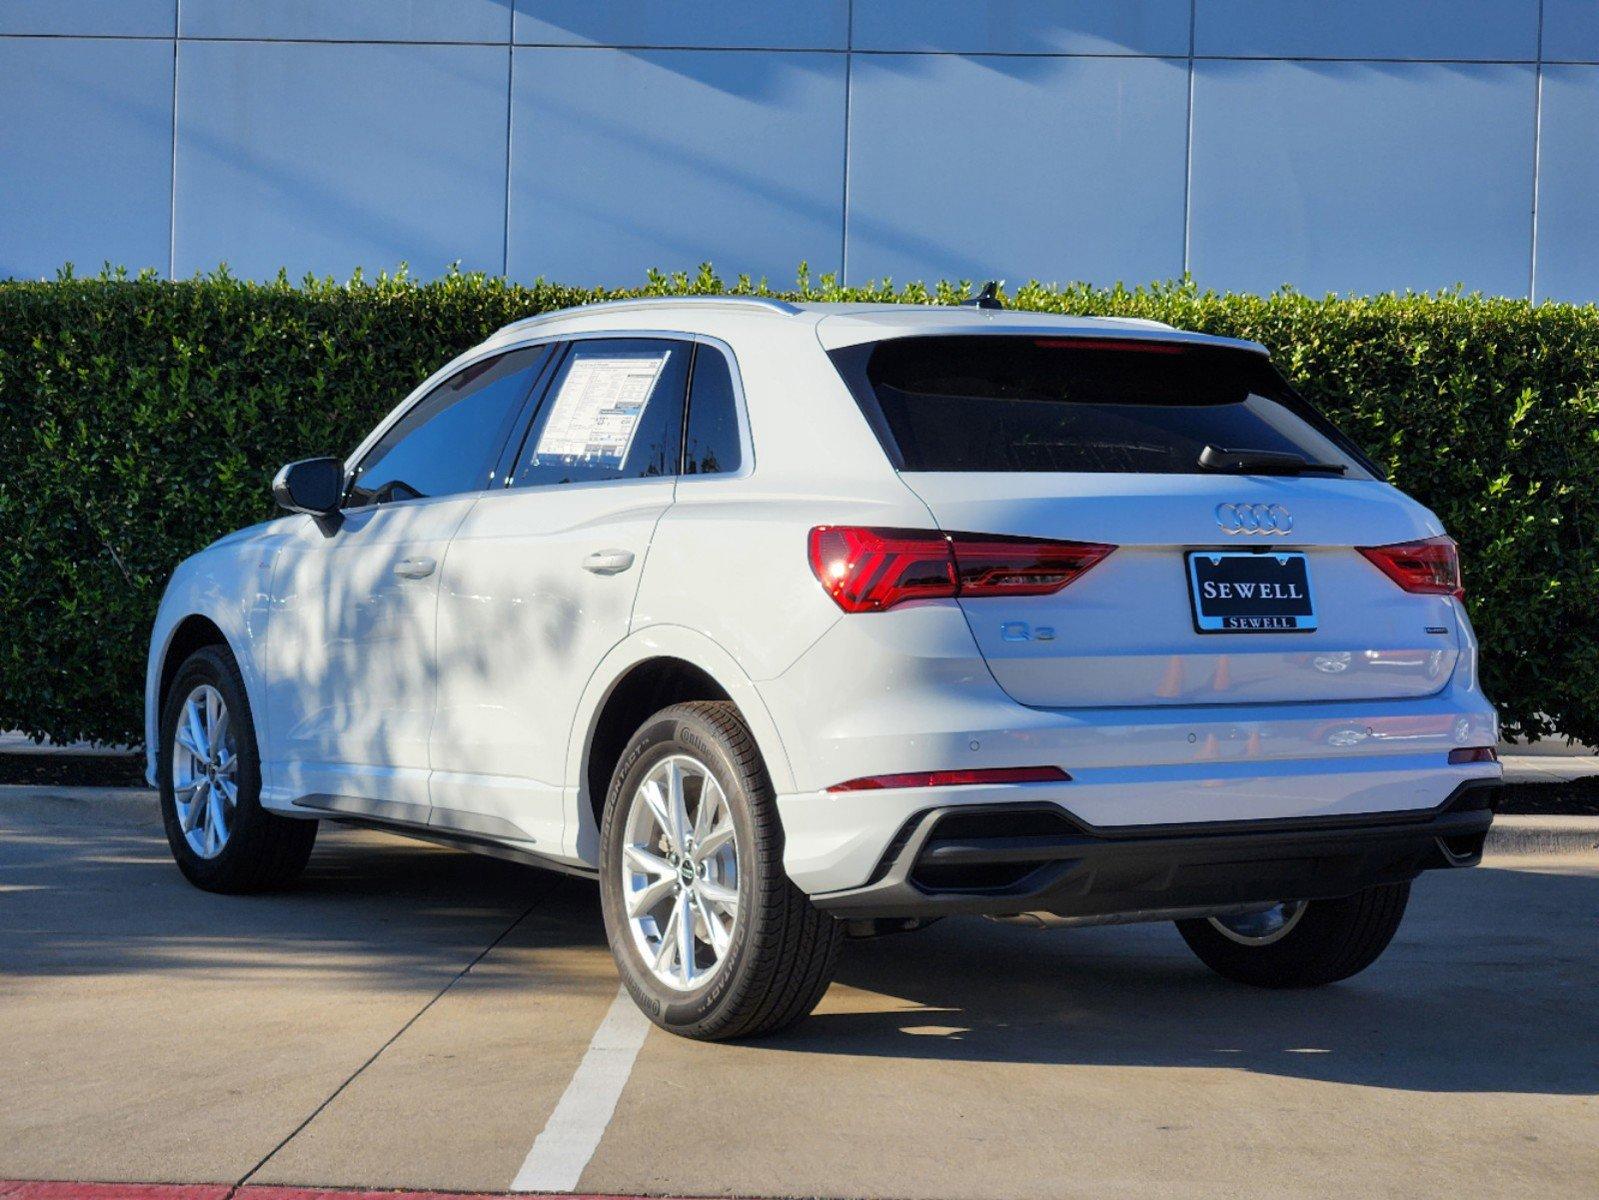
[829,335,1461,709]
[427,337,691,854]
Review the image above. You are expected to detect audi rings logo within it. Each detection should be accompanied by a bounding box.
[1215,502,1294,535]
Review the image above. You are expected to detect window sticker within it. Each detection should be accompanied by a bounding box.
[533,353,669,465]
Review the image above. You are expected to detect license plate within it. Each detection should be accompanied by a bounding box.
[1186,551,1317,633]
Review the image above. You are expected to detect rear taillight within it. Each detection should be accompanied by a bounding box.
[1448,747,1498,765]
[808,527,1114,614]
[828,766,1071,792]
[806,527,958,613]
[1358,536,1464,601]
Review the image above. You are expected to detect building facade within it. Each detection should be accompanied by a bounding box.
[3,1,1596,300]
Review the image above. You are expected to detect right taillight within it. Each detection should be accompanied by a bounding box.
[808,526,1113,613]
[1358,536,1464,601]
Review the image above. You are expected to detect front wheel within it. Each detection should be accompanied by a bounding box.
[598,701,841,1040]
[157,644,317,893]
[1176,883,1411,988]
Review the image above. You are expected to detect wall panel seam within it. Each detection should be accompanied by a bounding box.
[168,1,180,279]
[502,42,514,277]
[1529,0,1546,301]
[840,0,853,283]
[1182,0,1196,277]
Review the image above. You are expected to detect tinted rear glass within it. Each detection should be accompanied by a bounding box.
[830,336,1374,478]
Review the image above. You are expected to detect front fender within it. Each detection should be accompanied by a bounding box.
[143,536,283,787]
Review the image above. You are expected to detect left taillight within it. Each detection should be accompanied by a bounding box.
[808,526,1114,614]
[1358,536,1464,601]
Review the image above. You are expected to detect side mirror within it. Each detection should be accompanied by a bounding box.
[272,457,344,517]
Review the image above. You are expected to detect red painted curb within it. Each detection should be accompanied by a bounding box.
[0,1185,703,1200]
[0,1187,231,1200]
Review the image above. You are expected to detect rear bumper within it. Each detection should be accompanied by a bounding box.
[808,778,1499,920]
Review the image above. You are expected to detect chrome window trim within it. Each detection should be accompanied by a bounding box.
[340,339,559,511]
[497,328,755,491]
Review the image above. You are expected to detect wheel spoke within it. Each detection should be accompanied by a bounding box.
[175,728,205,761]
[208,789,227,843]
[624,843,674,879]
[676,892,697,986]
[701,901,730,955]
[216,776,238,807]
[693,776,722,844]
[666,761,690,855]
[185,699,210,763]
[628,875,677,919]
[178,780,207,832]
[698,879,738,911]
[210,709,230,764]
[653,898,682,973]
[696,819,735,860]
[640,778,675,852]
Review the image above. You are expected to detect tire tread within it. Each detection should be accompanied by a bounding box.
[1176,882,1411,988]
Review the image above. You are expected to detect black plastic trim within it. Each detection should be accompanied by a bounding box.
[812,777,1499,920]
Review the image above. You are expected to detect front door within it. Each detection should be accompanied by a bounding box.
[260,346,549,820]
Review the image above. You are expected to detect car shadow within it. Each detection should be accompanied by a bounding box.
[7,789,1595,1098]
[769,859,1599,1098]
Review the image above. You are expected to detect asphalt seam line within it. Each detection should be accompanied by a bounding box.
[231,888,550,1190]
[510,985,653,1193]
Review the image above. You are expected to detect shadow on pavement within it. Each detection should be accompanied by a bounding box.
[773,859,1599,1098]
[5,787,1596,1099]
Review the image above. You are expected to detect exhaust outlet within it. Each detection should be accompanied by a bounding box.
[986,902,1279,931]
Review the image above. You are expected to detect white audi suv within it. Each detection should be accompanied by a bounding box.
[145,295,1502,1039]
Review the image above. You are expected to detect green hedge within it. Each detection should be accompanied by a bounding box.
[2,266,1595,748]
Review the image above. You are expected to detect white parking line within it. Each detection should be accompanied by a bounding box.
[511,986,652,1193]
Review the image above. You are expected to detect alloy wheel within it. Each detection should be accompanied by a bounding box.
[619,754,740,991]
[1208,900,1307,946]
[171,683,239,859]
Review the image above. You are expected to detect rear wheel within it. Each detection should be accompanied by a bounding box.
[1176,884,1411,988]
[157,645,317,892]
[599,702,841,1040]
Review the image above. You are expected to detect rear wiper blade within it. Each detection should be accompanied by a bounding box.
[1198,444,1347,476]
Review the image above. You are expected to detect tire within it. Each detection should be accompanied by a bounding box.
[157,644,317,893]
[598,701,841,1040]
[1175,883,1411,988]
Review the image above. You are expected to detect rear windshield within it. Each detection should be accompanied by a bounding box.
[829,335,1376,478]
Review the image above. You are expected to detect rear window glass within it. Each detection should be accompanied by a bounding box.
[829,336,1375,478]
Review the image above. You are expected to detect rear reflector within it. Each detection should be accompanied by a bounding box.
[808,526,1113,613]
[1358,536,1464,601]
[828,766,1071,793]
[1448,747,1498,765]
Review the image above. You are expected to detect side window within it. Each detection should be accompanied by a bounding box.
[346,346,547,507]
[512,338,689,488]
[683,345,743,476]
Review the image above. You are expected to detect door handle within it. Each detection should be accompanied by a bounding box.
[393,556,436,580]
[582,549,635,576]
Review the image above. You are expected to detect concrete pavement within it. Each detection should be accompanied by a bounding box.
[3,786,1596,1199]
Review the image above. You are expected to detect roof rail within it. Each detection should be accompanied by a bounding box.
[496,294,802,336]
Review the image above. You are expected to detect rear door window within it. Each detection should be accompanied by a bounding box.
[511,338,690,488]
[829,336,1375,478]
